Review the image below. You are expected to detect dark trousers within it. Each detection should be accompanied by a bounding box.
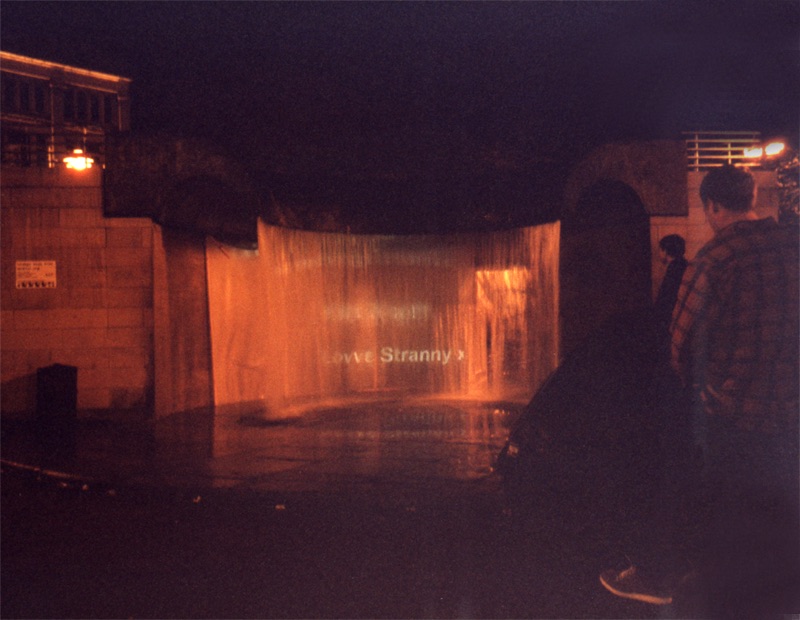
[633,407,800,618]
[696,415,800,618]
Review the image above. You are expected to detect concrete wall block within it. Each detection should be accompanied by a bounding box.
[28,245,99,275]
[107,287,153,309]
[61,287,109,309]
[106,227,148,248]
[58,266,107,289]
[0,166,101,189]
[50,348,110,371]
[14,308,57,329]
[104,217,154,229]
[108,347,151,369]
[109,387,148,410]
[1,329,65,351]
[1,220,13,248]
[2,289,59,311]
[108,308,144,327]
[13,308,107,330]
[107,265,152,288]
[78,388,111,411]
[0,167,159,416]
[0,377,36,415]
[60,207,104,227]
[2,206,61,229]
[106,327,151,349]
[105,247,151,268]
[106,365,149,389]
[1,349,53,377]
[52,247,106,269]
[61,328,106,350]
[78,367,110,391]
[4,227,45,250]
[1,258,16,296]
[78,366,149,394]
[8,228,107,248]
[57,228,108,247]
[1,310,15,330]
[10,187,102,209]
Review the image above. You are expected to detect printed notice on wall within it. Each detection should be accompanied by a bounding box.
[16,261,57,289]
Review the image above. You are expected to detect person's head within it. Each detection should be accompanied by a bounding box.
[699,165,757,231]
[659,234,685,261]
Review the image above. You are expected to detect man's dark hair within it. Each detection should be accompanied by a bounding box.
[699,164,756,213]
[659,234,685,258]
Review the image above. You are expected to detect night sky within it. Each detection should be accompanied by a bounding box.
[2,1,798,229]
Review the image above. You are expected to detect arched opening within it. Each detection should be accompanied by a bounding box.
[560,179,652,356]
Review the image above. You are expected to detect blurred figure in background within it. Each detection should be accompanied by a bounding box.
[653,234,687,336]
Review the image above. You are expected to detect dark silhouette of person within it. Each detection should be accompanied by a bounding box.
[653,234,687,332]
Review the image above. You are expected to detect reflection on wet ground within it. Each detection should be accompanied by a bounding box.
[1,399,523,500]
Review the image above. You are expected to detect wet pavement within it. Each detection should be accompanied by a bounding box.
[2,399,517,501]
[1,399,662,619]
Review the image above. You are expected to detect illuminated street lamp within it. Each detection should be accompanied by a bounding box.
[744,139,798,225]
[63,148,94,170]
[742,140,786,160]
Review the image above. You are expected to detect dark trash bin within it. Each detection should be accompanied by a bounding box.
[36,364,78,450]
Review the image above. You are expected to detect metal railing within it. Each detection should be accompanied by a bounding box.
[1,125,106,169]
[683,131,762,171]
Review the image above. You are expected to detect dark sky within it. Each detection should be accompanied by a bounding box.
[2,1,799,198]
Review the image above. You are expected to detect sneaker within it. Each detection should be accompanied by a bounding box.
[599,566,674,605]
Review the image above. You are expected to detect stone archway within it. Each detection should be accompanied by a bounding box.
[560,179,652,356]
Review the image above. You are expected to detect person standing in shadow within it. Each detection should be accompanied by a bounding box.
[653,234,688,336]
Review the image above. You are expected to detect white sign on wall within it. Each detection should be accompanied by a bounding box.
[16,260,57,289]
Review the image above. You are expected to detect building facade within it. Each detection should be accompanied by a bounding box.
[1,51,131,169]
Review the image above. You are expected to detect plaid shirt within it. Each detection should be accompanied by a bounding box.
[670,218,799,434]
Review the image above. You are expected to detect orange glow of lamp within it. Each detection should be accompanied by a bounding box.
[743,141,786,160]
[63,148,94,170]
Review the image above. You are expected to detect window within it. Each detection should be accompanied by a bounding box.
[34,84,46,115]
[104,94,117,127]
[19,82,30,111]
[63,88,75,119]
[90,93,100,123]
[76,90,88,122]
[3,77,18,111]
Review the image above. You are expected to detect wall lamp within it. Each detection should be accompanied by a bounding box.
[63,148,94,170]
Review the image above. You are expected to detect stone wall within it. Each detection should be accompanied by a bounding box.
[1,166,155,419]
[564,140,688,218]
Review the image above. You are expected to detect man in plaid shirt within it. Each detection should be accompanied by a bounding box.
[601,164,799,614]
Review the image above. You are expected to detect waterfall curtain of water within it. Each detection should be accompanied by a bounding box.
[206,220,560,417]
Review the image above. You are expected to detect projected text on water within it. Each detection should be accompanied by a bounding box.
[207,221,561,415]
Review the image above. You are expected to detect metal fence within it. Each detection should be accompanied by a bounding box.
[683,131,762,171]
[0,127,770,173]
[1,126,106,169]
